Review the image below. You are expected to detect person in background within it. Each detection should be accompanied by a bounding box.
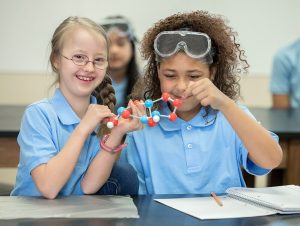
[101,15,140,112]
[270,38,300,108]
[120,11,283,195]
[11,16,144,199]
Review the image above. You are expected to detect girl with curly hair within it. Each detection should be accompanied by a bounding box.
[11,17,144,199]
[120,11,282,194]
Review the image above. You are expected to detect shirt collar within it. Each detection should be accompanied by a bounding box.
[111,77,129,89]
[50,89,97,125]
[158,102,218,131]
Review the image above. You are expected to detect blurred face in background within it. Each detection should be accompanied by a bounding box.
[108,29,133,78]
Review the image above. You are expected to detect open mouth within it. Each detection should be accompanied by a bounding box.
[76,75,95,82]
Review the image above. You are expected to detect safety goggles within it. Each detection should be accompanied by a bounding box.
[154,31,214,64]
[101,18,136,41]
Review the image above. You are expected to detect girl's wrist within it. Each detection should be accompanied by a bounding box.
[218,97,235,112]
[110,126,127,138]
[100,133,127,153]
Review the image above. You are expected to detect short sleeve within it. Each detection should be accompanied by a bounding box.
[270,50,292,94]
[119,133,147,194]
[18,105,58,174]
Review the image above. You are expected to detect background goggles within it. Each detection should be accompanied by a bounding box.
[101,18,135,41]
[154,31,213,63]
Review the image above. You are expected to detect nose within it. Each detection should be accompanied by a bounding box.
[176,78,188,92]
[83,61,95,72]
[109,44,119,55]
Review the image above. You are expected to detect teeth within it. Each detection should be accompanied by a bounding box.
[77,75,93,81]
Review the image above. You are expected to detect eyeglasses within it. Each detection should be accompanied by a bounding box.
[154,31,214,64]
[61,54,108,69]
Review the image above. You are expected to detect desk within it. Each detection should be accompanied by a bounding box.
[0,195,299,226]
[250,107,300,186]
[0,105,25,167]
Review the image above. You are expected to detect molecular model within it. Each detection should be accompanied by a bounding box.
[106,92,182,128]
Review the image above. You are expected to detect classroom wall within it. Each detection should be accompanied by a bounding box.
[1,0,299,107]
[0,72,272,107]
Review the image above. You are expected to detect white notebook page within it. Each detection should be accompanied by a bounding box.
[155,196,276,220]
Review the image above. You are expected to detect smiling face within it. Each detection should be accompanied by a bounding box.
[54,26,108,100]
[158,52,215,121]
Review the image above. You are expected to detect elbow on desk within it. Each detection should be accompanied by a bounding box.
[35,184,59,200]
[81,183,99,195]
[42,193,58,200]
[39,189,59,200]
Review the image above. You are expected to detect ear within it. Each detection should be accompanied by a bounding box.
[210,66,217,81]
[53,56,60,71]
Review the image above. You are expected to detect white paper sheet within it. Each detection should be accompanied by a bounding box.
[0,195,139,219]
[155,196,276,220]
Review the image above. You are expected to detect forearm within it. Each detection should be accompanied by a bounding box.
[32,125,87,199]
[81,130,124,194]
[221,100,282,169]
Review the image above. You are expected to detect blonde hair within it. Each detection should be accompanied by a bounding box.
[50,16,116,136]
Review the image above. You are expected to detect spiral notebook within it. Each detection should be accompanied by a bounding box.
[155,185,300,219]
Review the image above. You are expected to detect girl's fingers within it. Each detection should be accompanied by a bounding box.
[183,87,192,99]
[113,100,146,132]
[129,99,146,116]
[137,101,146,115]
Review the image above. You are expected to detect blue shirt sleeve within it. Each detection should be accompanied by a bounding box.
[119,133,147,194]
[18,105,58,174]
[270,50,292,94]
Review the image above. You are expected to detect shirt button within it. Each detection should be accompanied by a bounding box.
[187,144,193,149]
[187,125,192,130]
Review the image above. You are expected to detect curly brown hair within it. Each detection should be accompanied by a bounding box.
[136,10,249,103]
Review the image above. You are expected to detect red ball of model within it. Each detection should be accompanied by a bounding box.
[121,110,131,119]
[173,99,182,108]
[169,113,177,121]
[148,118,157,127]
[110,118,118,126]
[162,92,170,102]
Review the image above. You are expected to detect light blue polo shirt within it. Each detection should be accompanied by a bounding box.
[111,77,128,112]
[11,89,100,196]
[270,38,300,108]
[120,103,277,195]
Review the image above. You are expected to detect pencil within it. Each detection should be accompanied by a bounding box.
[210,192,223,207]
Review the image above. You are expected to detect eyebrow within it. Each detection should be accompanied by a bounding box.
[162,69,204,74]
[112,37,129,43]
[185,68,203,72]
[163,69,176,72]
[73,50,107,57]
